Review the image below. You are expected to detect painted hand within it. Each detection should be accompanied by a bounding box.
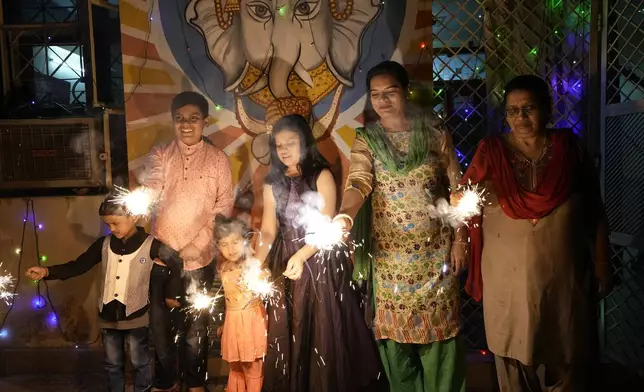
[179,243,201,261]
[450,242,468,276]
[26,266,48,280]
[283,255,305,280]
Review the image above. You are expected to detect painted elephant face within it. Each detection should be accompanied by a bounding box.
[186,0,381,98]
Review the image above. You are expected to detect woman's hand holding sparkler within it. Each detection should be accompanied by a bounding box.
[26,266,48,280]
[332,214,353,232]
[426,182,485,228]
[283,254,306,280]
[450,241,468,276]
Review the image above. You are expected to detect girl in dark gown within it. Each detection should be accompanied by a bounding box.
[254,114,383,392]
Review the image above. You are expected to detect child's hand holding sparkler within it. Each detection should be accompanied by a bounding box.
[26,266,48,281]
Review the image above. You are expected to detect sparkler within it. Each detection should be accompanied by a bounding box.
[185,280,222,316]
[425,182,485,228]
[110,185,156,217]
[295,192,347,251]
[241,258,276,300]
[0,264,15,305]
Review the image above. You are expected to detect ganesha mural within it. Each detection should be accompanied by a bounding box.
[156,0,403,163]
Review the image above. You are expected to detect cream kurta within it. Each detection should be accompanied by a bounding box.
[479,138,596,366]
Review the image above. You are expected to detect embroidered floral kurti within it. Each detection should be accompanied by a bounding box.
[346,120,462,344]
[142,139,234,271]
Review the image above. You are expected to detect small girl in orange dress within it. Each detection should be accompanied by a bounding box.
[214,214,268,392]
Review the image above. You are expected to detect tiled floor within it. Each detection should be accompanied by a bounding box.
[0,375,226,392]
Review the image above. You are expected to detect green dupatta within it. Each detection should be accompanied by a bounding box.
[350,116,433,282]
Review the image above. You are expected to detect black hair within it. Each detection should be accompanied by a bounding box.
[171,91,209,117]
[363,61,411,124]
[503,75,553,119]
[98,192,130,217]
[366,61,410,92]
[264,114,330,186]
[214,214,249,242]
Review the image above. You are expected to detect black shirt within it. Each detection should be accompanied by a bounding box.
[46,227,183,322]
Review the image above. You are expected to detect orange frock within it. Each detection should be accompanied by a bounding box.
[220,262,268,363]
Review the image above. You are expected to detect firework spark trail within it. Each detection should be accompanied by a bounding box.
[240,258,277,300]
[294,192,348,251]
[110,185,156,217]
[425,182,485,228]
[184,278,223,318]
[0,265,15,305]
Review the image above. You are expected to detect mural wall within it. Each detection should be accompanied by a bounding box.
[122,0,430,224]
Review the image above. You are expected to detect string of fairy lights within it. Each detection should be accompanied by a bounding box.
[0,199,100,346]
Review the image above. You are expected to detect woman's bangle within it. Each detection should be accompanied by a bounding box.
[333,214,354,230]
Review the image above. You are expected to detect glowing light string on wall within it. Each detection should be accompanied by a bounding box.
[0,199,100,346]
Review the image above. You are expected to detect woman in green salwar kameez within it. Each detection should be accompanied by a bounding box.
[333,61,467,392]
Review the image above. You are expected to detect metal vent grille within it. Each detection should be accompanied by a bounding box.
[604,243,644,367]
[0,118,108,190]
[604,113,644,237]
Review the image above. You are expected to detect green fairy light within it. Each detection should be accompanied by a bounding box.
[548,0,563,10]
[278,6,286,16]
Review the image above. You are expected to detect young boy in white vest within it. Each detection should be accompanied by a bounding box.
[26,195,183,392]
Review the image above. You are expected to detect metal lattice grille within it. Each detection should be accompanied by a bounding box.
[605,244,644,367]
[1,0,80,24]
[429,0,591,349]
[431,0,590,154]
[605,1,644,104]
[0,122,92,181]
[604,113,644,237]
[1,2,87,117]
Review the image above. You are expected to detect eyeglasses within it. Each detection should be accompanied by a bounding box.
[505,106,537,117]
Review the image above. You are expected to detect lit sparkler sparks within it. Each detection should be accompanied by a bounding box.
[185,283,222,316]
[0,264,15,305]
[110,185,156,217]
[425,182,485,227]
[295,192,347,250]
[241,258,276,300]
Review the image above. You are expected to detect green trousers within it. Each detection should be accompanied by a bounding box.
[378,336,467,392]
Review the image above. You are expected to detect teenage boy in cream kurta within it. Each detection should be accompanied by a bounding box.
[142,91,233,392]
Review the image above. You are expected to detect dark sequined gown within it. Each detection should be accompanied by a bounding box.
[262,172,383,392]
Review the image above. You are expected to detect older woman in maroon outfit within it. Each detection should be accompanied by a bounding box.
[462,75,613,392]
